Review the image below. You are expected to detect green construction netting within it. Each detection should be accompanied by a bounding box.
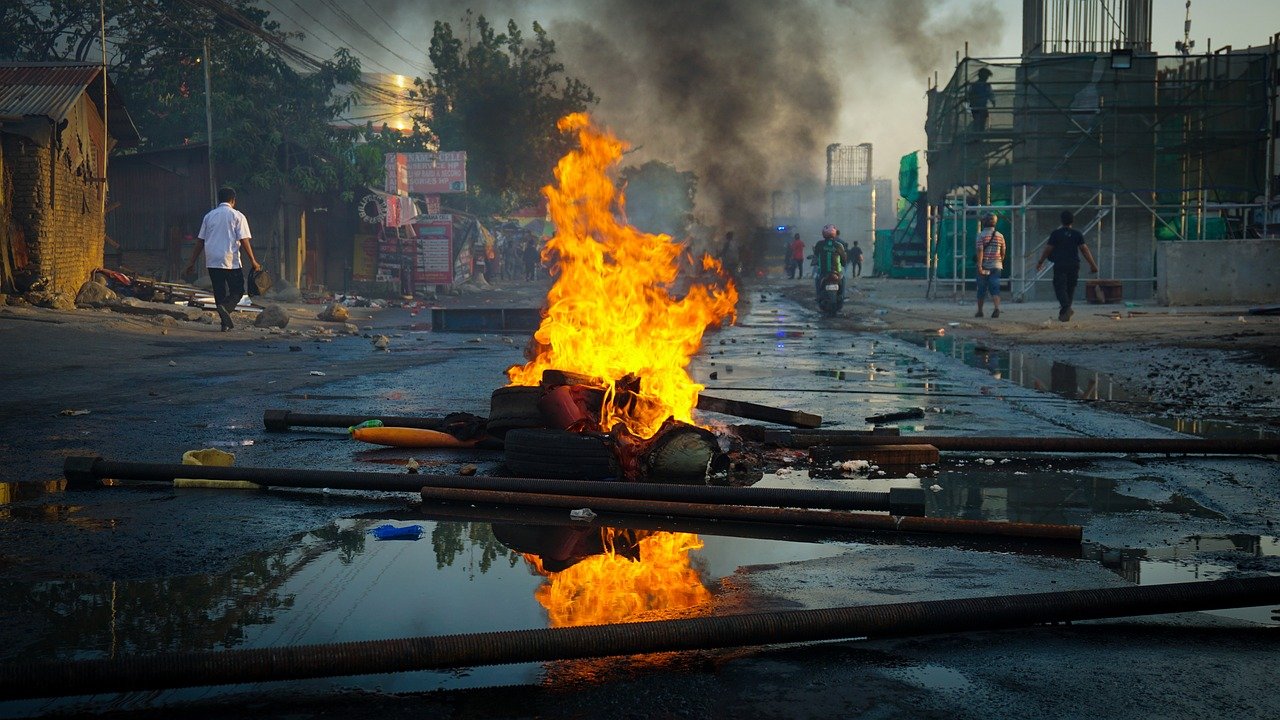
[899,152,920,202]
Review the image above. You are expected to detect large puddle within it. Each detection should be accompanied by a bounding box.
[899,333,1278,438]
[2,460,1278,715]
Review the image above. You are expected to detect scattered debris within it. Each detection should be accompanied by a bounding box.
[459,464,478,476]
[58,409,90,417]
[405,458,420,474]
[253,304,290,329]
[865,407,926,424]
[371,524,423,540]
[245,351,254,356]
[569,508,597,522]
[309,371,326,376]
[74,280,118,308]
[168,361,177,367]
[317,303,350,322]
[929,484,943,492]
[371,335,390,351]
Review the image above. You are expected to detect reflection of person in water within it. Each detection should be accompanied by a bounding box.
[1049,361,1079,398]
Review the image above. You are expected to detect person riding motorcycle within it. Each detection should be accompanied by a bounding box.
[812,224,848,305]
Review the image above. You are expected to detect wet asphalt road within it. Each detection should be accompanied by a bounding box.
[1,283,1278,719]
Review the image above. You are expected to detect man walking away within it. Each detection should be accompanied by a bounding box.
[789,233,805,279]
[1036,210,1099,322]
[850,241,864,277]
[974,213,1004,318]
[186,187,261,331]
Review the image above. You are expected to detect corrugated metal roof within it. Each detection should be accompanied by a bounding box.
[0,61,139,146]
[0,62,103,121]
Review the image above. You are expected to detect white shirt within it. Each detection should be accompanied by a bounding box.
[197,203,252,269]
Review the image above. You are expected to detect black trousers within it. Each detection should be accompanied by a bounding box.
[208,267,245,328]
[1052,265,1079,311]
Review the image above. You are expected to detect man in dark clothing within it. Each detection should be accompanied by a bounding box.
[850,241,864,277]
[1036,210,1099,322]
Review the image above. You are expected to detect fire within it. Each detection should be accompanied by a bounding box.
[527,530,712,627]
[507,113,738,439]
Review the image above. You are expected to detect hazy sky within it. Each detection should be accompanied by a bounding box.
[266,1,1278,217]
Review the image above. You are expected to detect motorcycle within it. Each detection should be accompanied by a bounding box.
[816,270,844,316]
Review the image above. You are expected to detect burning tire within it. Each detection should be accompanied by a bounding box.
[503,428,619,481]
[487,386,545,438]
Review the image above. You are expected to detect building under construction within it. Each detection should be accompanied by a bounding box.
[922,0,1280,303]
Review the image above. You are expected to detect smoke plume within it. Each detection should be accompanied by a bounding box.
[287,0,1002,229]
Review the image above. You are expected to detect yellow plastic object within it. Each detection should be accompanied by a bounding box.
[176,448,260,489]
[352,426,480,448]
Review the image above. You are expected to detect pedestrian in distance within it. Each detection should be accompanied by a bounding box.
[969,66,995,131]
[974,212,1004,318]
[185,187,261,331]
[523,237,540,282]
[850,240,864,277]
[788,232,805,279]
[1036,210,1099,322]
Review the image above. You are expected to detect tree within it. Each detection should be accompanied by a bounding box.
[419,15,597,216]
[620,161,698,238]
[2,0,375,199]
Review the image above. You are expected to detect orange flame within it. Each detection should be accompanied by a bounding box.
[507,113,738,439]
[527,530,712,627]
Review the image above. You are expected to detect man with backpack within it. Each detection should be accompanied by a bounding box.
[813,224,848,298]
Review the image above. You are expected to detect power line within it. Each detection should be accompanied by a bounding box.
[264,0,401,76]
[357,0,427,61]
[315,0,421,70]
[177,0,411,107]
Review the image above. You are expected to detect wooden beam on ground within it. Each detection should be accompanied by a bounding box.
[696,394,821,428]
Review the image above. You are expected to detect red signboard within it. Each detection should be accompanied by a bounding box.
[385,152,467,195]
[412,214,453,287]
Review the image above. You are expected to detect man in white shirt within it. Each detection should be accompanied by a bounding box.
[185,187,262,331]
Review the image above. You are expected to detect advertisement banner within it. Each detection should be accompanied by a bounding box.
[413,214,454,286]
[352,234,379,281]
[384,152,467,195]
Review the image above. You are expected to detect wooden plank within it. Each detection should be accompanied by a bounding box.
[696,394,821,428]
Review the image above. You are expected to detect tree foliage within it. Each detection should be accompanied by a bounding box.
[620,161,698,238]
[418,14,597,215]
[1,0,371,198]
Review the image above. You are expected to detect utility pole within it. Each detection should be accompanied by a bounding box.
[203,37,216,207]
[99,0,107,215]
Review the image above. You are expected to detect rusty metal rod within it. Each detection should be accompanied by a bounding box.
[403,504,1082,558]
[417,486,1083,542]
[416,474,924,515]
[3,576,1276,700]
[64,457,922,515]
[64,456,442,492]
[264,408,449,432]
[787,433,1280,455]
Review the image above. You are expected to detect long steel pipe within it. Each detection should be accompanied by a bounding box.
[417,486,1082,542]
[790,433,1280,455]
[62,457,915,513]
[2,576,1275,700]
[264,409,449,432]
[415,474,924,515]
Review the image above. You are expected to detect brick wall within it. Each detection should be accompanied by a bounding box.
[2,117,106,297]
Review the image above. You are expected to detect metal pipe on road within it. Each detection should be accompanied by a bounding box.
[2,576,1275,700]
[62,457,922,515]
[263,409,449,432]
[416,474,925,515]
[417,486,1082,542]
[789,433,1280,455]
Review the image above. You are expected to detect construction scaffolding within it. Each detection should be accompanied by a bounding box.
[923,35,1280,301]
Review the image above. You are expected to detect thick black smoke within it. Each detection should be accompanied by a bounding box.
[281,1,1000,229]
